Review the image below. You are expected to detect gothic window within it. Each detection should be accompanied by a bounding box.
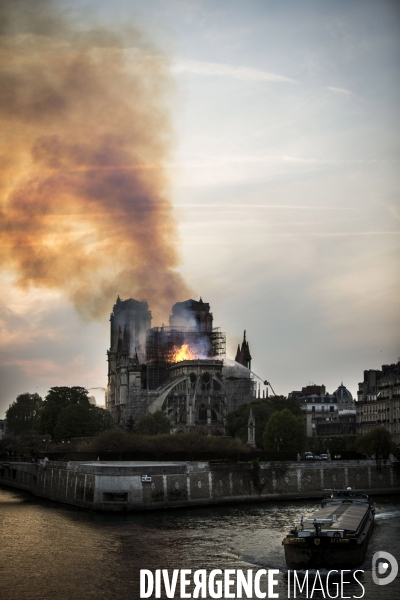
[199,404,207,421]
[213,379,221,391]
[202,372,211,384]
[211,409,217,422]
[201,372,211,391]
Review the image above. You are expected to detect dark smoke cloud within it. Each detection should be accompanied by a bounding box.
[0,0,192,320]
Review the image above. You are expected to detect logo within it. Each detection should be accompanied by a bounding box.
[314,538,320,546]
[372,551,398,586]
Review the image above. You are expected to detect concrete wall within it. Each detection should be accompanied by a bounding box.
[0,460,399,512]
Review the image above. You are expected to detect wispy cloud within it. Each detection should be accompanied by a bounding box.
[176,203,362,211]
[326,86,353,95]
[2,356,86,381]
[181,231,400,244]
[172,59,296,83]
[170,154,389,170]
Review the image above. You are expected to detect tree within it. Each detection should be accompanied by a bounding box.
[169,432,208,460]
[263,409,306,453]
[5,393,43,435]
[36,386,91,437]
[89,406,115,434]
[135,411,171,435]
[52,404,115,442]
[125,416,136,432]
[88,430,141,456]
[53,404,94,441]
[148,432,248,461]
[308,434,357,454]
[13,431,45,458]
[355,426,395,461]
[86,430,250,461]
[226,396,302,447]
[142,433,177,460]
[0,433,17,457]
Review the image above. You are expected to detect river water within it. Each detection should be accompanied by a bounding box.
[0,486,398,600]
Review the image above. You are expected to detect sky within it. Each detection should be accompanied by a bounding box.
[1,0,399,417]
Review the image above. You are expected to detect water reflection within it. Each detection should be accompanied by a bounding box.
[0,486,398,600]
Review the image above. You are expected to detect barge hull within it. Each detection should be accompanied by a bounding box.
[283,491,375,569]
[284,523,373,569]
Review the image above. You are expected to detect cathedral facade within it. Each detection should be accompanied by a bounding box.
[106,297,256,433]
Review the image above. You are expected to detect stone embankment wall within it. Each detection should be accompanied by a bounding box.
[0,460,399,512]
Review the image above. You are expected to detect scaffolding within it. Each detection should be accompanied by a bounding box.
[225,377,257,413]
[126,387,148,423]
[145,326,226,390]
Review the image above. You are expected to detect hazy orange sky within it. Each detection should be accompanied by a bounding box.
[1,0,399,415]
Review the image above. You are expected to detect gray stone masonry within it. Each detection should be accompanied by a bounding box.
[0,460,398,512]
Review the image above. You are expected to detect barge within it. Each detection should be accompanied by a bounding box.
[282,488,375,569]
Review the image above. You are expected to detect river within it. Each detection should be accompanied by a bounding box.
[0,485,398,600]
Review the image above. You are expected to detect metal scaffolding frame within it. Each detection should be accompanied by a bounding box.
[125,387,148,423]
[145,326,226,390]
[225,377,257,413]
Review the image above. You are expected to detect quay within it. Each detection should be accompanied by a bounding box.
[1,459,399,511]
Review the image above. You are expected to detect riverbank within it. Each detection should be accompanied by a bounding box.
[2,485,399,600]
[1,459,399,511]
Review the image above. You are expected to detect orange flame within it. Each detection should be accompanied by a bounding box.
[172,344,198,362]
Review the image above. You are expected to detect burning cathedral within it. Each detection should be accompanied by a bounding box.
[106,297,256,434]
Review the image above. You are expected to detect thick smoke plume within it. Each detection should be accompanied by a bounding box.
[0,0,191,320]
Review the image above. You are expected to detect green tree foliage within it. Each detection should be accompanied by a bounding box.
[355,426,395,460]
[88,429,140,454]
[226,396,302,447]
[5,392,42,435]
[0,433,17,456]
[307,435,357,454]
[36,387,114,440]
[263,409,307,453]
[89,406,115,434]
[125,416,136,432]
[12,431,45,458]
[135,411,171,435]
[36,386,91,436]
[53,405,115,441]
[53,404,96,440]
[143,433,178,460]
[170,433,247,461]
[87,430,249,460]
